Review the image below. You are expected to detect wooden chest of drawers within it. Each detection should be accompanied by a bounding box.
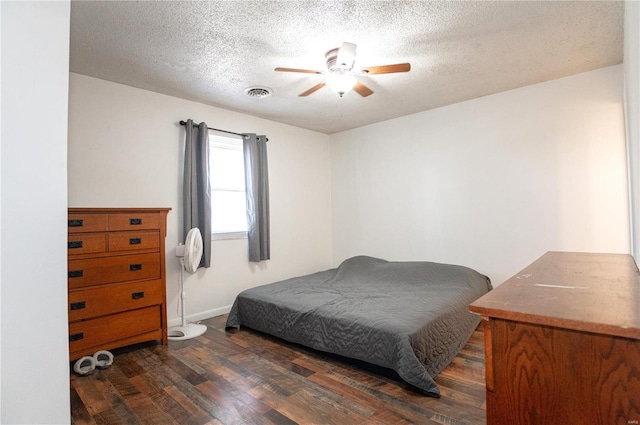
[67,207,170,361]
[470,252,640,425]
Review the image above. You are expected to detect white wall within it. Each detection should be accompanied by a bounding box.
[68,74,333,324]
[1,2,71,423]
[625,1,640,261]
[69,65,630,316]
[331,65,629,286]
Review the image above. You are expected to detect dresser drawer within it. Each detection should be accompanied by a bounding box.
[68,213,107,233]
[108,230,160,252]
[69,305,161,354]
[108,213,161,231]
[67,233,107,256]
[68,253,160,289]
[68,279,163,321]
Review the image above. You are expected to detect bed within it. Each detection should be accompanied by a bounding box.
[225,255,492,397]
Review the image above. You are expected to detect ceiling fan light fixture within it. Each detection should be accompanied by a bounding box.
[326,71,357,97]
[275,41,410,98]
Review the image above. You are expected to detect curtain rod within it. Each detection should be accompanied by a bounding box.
[179,120,243,137]
[179,120,268,141]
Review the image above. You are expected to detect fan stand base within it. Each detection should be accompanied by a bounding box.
[167,323,207,341]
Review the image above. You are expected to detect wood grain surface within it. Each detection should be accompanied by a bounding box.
[486,318,640,425]
[471,251,640,425]
[470,251,640,339]
[70,315,487,425]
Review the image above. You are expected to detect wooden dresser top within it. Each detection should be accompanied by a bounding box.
[469,251,640,340]
[69,207,172,213]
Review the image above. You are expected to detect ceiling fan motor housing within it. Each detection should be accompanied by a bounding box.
[325,48,342,71]
[325,42,356,71]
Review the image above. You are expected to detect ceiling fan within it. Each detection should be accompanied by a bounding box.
[275,42,411,98]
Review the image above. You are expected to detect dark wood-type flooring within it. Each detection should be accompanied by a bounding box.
[71,315,486,425]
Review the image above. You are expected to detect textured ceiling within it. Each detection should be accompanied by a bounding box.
[70,1,624,134]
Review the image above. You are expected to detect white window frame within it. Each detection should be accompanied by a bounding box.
[209,130,247,241]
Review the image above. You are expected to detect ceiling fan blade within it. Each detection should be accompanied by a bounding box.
[299,82,326,97]
[275,67,322,74]
[362,63,411,75]
[353,81,373,97]
[337,42,357,69]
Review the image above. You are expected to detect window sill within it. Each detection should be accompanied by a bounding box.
[211,231,247,241]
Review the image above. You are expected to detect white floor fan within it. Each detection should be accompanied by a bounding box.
[168,227,207,341]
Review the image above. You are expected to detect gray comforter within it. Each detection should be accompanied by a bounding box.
[225,256,491,396]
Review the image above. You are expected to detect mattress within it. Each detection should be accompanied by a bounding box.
[225,255,492,396]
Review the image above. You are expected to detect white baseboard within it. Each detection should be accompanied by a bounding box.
[167,305,233,327]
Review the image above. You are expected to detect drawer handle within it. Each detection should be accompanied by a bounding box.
[129,237,142,245]
[68,241,83,249]
[70,301,86,310]
[68,270,84,278]
[69,332,84,342]
[131,291,145,300]
[129,264,142,271]
[129,218,142,225]
[68,219,84,227]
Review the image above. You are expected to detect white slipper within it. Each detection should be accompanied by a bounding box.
[93,350,114,369]
[73,356,96,376]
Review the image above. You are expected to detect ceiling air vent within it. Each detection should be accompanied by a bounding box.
[244,87,272,98]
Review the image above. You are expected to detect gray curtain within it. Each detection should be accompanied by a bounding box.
[243,134,270,262]
[183,119,211,268]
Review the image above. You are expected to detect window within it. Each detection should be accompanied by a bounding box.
[209,131,247,239]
